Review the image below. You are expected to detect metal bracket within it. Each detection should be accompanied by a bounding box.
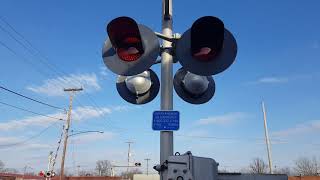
[153,164,168,172]
[160,46,172,54]
[154,46,178,65]
[155,32,180,42]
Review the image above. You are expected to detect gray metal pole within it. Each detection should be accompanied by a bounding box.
[262,101,273,174]
[160,0,173,179]
[77,165,80,176]
[144,158,150,175]
[126,141,133,176]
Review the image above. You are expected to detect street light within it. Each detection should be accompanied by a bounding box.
[68,130,104,137]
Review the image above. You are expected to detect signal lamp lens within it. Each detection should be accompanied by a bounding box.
[182,72,209,95]
[117,46,142,62]
[125,71,152,95]
[107,17,144,62]
[191,16,224,61]
[192,47,216,61]
[39,171,44,176]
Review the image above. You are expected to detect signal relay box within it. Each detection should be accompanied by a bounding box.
[160,151,288,180]
[166,151,218,180]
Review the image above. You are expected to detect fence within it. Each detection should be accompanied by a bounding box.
[289,177,320,180]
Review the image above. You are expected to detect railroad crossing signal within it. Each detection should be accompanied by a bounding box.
[173,68,215,104]
[39,171,55,178]
[102,16,237,105]
[176,16,237,76]
[135,162,142,166]
[116,69,160,104]
[38,171,45,177]
[102,16,160,76]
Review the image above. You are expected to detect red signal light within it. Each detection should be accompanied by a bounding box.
[107,17,144,62]
[39,171,44,177]
[191,16,224,61]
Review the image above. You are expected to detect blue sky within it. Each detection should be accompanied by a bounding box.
[0,0,320,175]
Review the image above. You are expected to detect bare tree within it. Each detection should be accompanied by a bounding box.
[294,157,319,176]
[0,160,4,172]
[218,169,229,173]
[95,160,112,176]
[0,161,17,174]
[274,166,291,175]
[79,170,93,176]
[4,168,19,173]
[249,158,268,174]
[239,167,250,174]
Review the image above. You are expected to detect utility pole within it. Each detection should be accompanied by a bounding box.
[262,101,273,174]
[110,167,115,177]
[77,165,80,176]
[125,141,134,175]
[47,151,53,180]
[160,0,173,179]
[60,88,83,180]
[144,158,150,175]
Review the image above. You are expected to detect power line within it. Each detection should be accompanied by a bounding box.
[0,16,88,94]
[0,16,111,127]
[0,39,54,78]
[0,37,106,130]
[0,17,118,149]
[0,18,68,79]
[0,121,61,148]
[0,16,38,52]
[52,125,65,171]
[175,134,266,141]
[0,16,120,132]
[0,100,65,121]
[0,18,71,102]
[103,126,320,147]
[0,85,65,111]
[175,134,320,147]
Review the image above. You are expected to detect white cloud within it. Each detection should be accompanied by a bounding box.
[0,106,112,131]
[72,106,111,121]
[0,114,63,131]
[247,73,320,85]
[0,136,53,150]
[246,77,289,85]
[111,105,140,112]
[196,112,248,125]
[19,143,53,150]
[257,77,289,84]
[99,66,109,77]
[27,73,101,96]
[182,130,210,137]
[0,136,21,144]
[272,120,320,137]
[70,131,115,144]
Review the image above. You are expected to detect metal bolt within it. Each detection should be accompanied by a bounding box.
[183,169,188,174]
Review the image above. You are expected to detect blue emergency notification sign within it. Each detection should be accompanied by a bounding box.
[152,111,180,131]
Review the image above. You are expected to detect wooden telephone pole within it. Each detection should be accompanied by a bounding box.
[60,88,83,180]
